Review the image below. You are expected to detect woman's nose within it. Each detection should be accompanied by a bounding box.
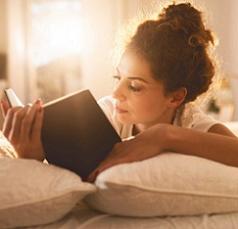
[112,80,126,101]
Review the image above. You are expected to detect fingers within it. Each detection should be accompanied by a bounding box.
[8,107,29,144]
[87,159,119,183]
[87,163,115,182]
[31,100,44,141]
[87,169,100,183]
[2,99,43,146]
[1,99,10,118]
[87,161,106,182]
[20,100,41,142]
[2,106,23,139]
[87,144,134,182]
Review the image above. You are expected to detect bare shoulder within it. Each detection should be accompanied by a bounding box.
[208,123,237,138]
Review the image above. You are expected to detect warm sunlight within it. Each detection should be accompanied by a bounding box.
[1,1,238,228]
[31,0,83,66]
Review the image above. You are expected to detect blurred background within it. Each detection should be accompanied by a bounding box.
[0,0,238,126]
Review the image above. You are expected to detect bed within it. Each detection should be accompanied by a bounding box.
[27,203,238,229]
[1,122,238,229]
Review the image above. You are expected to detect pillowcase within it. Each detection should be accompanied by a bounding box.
[224,122,238,136]
[0,158,96,228]
[0,132,18,159]
[85,153,238,217]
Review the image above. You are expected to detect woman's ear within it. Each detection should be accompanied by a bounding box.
[168,87,187,108]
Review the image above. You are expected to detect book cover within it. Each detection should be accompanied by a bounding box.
[5,89,121,180]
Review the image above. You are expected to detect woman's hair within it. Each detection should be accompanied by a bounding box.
[126,2,215,103]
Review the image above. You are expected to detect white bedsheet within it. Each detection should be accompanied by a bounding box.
[26,203,238,229]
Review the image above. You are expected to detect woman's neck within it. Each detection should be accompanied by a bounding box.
[133,109,177,134]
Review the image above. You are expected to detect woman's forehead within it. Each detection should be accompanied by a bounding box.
[117,51,155,82]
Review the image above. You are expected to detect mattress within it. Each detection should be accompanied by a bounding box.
[27,203,238,229]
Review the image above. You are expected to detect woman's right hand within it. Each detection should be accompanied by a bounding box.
[0,99,45,161]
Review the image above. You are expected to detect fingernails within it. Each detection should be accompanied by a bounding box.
[35,98,42,106]
[39,106,43,113]
[87,172,98,183]
[36,98,42,104]
[37,103,43,112]
[33,98,42,113]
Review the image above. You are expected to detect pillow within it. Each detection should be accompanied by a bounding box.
[224,122,238,136]
[0,132,18,159]
[0,158,96,228]
[85,153,238,217]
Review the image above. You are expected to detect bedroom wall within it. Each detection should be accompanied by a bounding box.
[78,0,125,99]
[0,0,7,53]
[229,0,238,119]
[195,0,237,120]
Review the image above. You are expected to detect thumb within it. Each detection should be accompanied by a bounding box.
[1,99,10,118]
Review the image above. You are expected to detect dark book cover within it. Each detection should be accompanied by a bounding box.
[42,89,121,180]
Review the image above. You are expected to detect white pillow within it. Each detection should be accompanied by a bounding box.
[0,158,96,228]
[85,153,238,217]
[0,132,18,159]
[224,122,238,136]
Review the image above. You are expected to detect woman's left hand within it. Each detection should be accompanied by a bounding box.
[87,124,170,182]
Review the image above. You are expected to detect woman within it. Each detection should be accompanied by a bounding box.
[1,3,238,182]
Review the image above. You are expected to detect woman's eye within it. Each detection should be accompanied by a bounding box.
[112,76,143,93]
[128,82,143,92]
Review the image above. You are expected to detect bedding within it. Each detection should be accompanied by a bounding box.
[26,203,238,229]
[224,122,238,136]
[0,122,238,228]
[85,152,238,217]
[0,158,96,229]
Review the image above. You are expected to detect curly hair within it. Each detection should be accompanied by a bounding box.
[126,3,215,103]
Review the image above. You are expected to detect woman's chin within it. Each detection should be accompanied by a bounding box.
[115,113,133,124]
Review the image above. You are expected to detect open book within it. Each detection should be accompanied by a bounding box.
[4,88,121,180]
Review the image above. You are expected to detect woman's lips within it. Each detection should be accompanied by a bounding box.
[115,106,128,113]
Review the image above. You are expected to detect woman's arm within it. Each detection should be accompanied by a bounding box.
[165,124,238,167]
[87,122,238,181]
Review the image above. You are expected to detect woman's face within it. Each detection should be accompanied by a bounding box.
[112,51,176,128]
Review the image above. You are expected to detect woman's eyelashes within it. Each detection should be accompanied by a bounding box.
[128,82,143,92]
[113,75,143,92]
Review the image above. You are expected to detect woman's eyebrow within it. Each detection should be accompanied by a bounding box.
[127,77,149,84]
[116,68,149,84]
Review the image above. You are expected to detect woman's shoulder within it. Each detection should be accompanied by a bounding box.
[174,102,220,132]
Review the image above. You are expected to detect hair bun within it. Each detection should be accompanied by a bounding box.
[159,3,214,48]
